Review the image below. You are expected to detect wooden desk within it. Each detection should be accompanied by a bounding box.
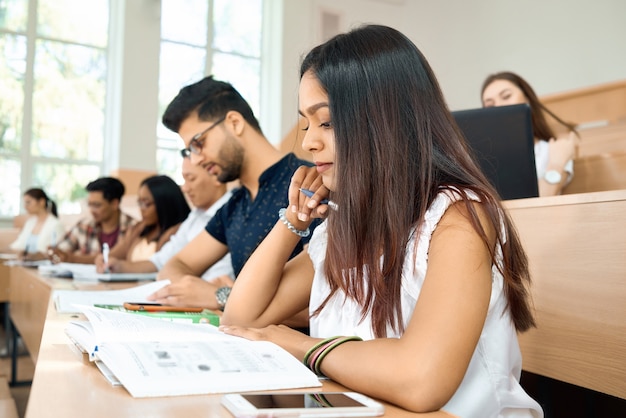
[18,268,453,418]
[504,190,626,400]
[8,266,131,363]
[1,228,20,303]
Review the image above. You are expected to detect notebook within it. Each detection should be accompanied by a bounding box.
[452,104,539,200]
[39,262,156,282]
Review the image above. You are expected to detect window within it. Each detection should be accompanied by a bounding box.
[157,0,263,182]
[0,0,266,220]
[0,0,109,217]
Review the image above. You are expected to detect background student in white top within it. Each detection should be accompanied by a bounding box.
[96,157,233,281]
[7,188,65,260]
[481,71,580,197]
[220,25,542,417]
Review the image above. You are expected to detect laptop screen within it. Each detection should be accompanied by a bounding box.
[452,104,539,200]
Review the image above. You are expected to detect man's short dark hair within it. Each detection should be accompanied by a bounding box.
[85,177,125,202]
[162,75,262,135]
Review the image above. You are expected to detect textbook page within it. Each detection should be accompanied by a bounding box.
[65,306,322,397]
[65,304,223,358]
[54,280,170,313]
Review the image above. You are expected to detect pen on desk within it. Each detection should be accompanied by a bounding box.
[102,243,110,273]
[299,188,338,210]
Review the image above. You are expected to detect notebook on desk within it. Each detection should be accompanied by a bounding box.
[39,262,156,282]
[95,272,157,282]
[452,104,539,200]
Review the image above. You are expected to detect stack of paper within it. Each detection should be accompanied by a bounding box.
[54,280,169,313]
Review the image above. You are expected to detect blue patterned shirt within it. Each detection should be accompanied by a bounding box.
[206,153,322,276]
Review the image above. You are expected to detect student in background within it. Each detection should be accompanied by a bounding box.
[481,71,579,196]
[96,158,233,281]
[95,175,189,267]
[147,76,321,312]
[220,25,542,417]
[8,188,65,260]
[50,177,137,264]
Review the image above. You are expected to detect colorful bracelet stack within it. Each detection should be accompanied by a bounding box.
[303,335,363,376]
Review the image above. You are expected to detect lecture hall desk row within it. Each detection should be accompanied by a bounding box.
[10,267,454,418]
[9,188,626,416]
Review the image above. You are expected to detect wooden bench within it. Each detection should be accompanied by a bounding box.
[577,121,626,157]
[563,151,626,195]
[541,79,626,133]
[505,190,626,400]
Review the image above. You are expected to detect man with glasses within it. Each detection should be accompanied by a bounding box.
[50,177,137,264]
[148,76,321,312]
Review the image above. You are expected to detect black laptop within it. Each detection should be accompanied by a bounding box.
[452,104,539,200]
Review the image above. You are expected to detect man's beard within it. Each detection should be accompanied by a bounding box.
[216,138,244,183]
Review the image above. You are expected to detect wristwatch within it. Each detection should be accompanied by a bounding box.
[544,170,562,185]
[215,286,232,310]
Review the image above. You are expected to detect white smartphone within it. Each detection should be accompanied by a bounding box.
[221,391,385,417]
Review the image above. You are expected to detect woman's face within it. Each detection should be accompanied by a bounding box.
[482,79,527,107]
[137,185,157,225]
[298,71,337,191]
[24,195,45,215]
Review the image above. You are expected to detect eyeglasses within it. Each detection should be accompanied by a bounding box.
[180,116,226,158]
[137,200,154,209]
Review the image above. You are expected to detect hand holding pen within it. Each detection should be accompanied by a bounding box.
[46,231,62,264]
[299,188,338,211]
[288,166,334,226]
[102,243,110,273]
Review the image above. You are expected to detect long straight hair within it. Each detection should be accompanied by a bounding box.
[481,71,578,140]
[302,25,535,338]
[139,175,190,240]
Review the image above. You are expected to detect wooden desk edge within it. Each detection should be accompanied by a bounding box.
[503,189,626,210]
[26,284,456,417]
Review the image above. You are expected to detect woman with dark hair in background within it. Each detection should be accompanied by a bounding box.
[96,175,190,271]
[7,188,66,260]
[481,71,579,196]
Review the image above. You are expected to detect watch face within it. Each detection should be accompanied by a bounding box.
[544,170,562,184]
[216,286,231,308]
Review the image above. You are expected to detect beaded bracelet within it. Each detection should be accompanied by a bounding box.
[278,207,310,237]
[303,335,363,377]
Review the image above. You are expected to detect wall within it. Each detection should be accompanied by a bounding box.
[278,0,626,138]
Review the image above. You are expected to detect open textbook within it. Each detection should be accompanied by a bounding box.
[39,262,156,282]
[54,280,170,313]
[65,305,322,398]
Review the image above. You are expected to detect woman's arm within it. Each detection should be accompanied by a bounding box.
[221,166,327,327]
[109,222,143,259]
[220,219,316,327]
[222,201,495,413]
[539,131,579,197]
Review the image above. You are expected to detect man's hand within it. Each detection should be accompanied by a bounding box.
[47,247,70,264]
[95,255,125,273]
[147,275,235,310]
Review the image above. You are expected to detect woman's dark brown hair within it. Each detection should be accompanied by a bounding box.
[24,188,58,217]
[302,25,535,338]
[481,71,578,140]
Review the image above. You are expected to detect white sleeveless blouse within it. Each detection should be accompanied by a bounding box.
[307,189,543,418]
